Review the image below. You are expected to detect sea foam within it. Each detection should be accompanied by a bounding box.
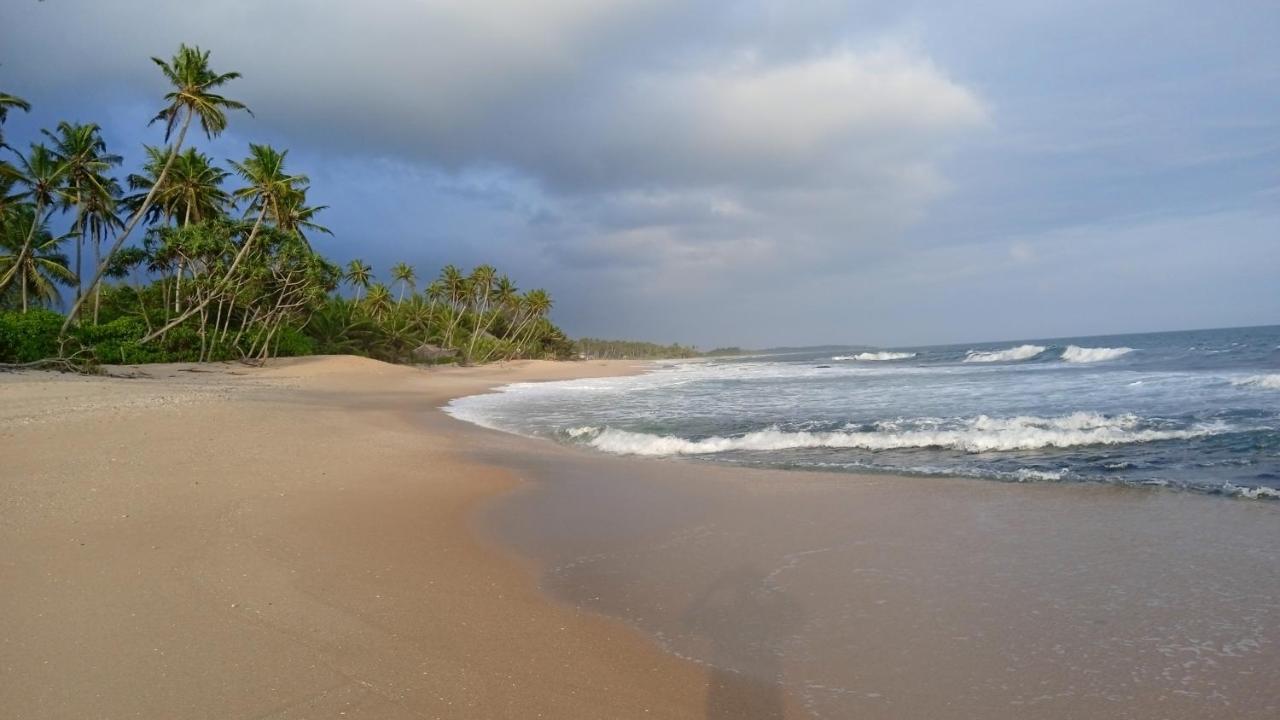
[1232,374,1280,390]
[1061,345,1134,363]
[570,412,1225,457]
[833,351,917,361]
[963,345,1046,363]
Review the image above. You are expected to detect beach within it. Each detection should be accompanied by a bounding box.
[0,357,755,719]
[3,355,1277,719]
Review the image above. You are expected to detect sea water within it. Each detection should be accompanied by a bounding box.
[448,325,1280,498]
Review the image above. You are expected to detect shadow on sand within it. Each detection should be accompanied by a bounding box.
[682,565,803,719]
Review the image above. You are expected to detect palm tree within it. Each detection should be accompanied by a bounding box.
[43,122,122,303]
[0,205,76,312]
[138,143,297,343]
[0,91,31,150]
[440,264,468,348]
[365,282,392,319]
[345,259,372,300]
[273,187,330,248]
[64,43,249,332]
[391,261,416,305]
[0,144,67,298]
[464,264,497,362]
[126,147,229,226]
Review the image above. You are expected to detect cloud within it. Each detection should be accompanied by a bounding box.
[2,1,1275,346]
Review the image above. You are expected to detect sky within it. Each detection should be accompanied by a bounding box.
[2,0,1277,348]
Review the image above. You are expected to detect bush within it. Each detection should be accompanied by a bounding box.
[0,310,64,363]
[269,325,316,358]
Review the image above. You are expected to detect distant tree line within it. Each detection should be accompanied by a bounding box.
[0,45,573,369]
[575,337,702,359]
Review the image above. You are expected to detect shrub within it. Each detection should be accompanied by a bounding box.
[0,310,64,363]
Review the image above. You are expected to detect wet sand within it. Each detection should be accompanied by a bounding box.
[471,420,1280,719]
[1,356,766,719]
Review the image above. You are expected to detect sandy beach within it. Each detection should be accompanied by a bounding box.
[1,356,762,719]
[4,356,1278,720]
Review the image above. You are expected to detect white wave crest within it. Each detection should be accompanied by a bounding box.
[1232,374,1280,390]
[833,351,917,361]
[570,412,1225,457]
[1061,345,1134,363]
[1221,483,1280,500]
[963,345,1046,363]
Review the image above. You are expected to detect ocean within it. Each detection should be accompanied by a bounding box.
[448,325,1280,498]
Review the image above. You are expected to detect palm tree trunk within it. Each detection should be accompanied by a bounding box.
[61,110,193,334]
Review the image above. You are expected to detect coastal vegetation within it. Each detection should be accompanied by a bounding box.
[0,45,572,368]
[575,338,702,360]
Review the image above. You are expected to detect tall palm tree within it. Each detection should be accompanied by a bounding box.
[440,264,468,348]
[390,261,415,305]
[464,264,497,362]
[345,259,372,300]
[64,43,249,332]
[0,144,67,297]
[0,205,76,312]
[43,121,122,303]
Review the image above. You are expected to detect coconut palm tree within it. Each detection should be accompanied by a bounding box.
[126,147,229,226]
[464,264,497,362]
[0,205,76,312]
[345,259,372,300]
[365,282,392,319]
[138,143,298,343]
[43,122,122,303]
[0,91,30,150]
[0,144,67,297]
[391,261,416,305]
[440,264,468,348]
[65,43,249,332]
[273,188,330,248]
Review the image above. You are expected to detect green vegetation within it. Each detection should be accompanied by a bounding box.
[575,338,701,359]
[0,45,572,369]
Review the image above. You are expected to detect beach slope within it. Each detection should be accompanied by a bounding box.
[0,356,748,719]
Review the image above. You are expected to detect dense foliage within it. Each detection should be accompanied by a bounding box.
[0,45,571,368]
[575,337,702,359]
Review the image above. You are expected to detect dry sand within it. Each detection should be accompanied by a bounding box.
[0,356,759,719]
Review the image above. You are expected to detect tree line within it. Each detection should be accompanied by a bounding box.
[575,338,702,359]
[0,45,572,368]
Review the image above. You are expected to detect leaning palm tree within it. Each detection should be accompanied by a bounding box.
[138,143,298,343]
[43,122,122,303]
[464,264,497,362]
[390,261,415,305]
[64,43,249,332]
[0,144,67,298]
[345,259,372,300]
[0,205,76,312]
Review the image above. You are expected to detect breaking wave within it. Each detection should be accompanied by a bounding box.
[568,412,1225,457]
[1232,374,1280,390]
[1061,345,1134,363]
[963,345,1046,363]
[833,351,917,361]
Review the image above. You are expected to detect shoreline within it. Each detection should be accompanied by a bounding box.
[5,355,1278,719]
[451,369,1280,719]
[0,356,753,719]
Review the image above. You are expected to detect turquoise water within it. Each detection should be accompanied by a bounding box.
[449,325,1280,497]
